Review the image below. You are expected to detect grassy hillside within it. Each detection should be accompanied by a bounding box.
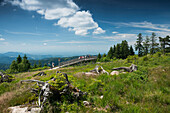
[0,53,170,112]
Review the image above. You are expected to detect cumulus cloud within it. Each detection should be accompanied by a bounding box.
[93,27,106,34]
[0,38,5,41]
[57,11,99,36]
[5,0,105,36]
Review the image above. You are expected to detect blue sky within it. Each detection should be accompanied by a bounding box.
[0,0,170,56]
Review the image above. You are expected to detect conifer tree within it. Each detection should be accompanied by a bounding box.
[33,62,37,68]
[10,60,18,73]
[97,53,101,60]
[107,47,113,59]
[16,55,22,64]
[115,43,121,58]
[38,60,42,67]
[150,33,159,54]
[120,40,129,59]
[135,33,143,56]
[129,45,135,55]
[143,36,150,55]
[159,35,170,54]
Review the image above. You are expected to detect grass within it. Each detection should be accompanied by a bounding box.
[0,53,170,112]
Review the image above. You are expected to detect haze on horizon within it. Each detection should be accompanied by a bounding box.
[0,0,170,56]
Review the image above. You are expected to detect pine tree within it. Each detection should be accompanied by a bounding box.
[107,47,113,59]
[120,40,129,59]
[150,33,159,54]
[103,53,106,57]
[143,36,150,55]
[159,35,170,54]
[97,53,101,60]
[115,43,121,58]
[129,45,135,55]
[10,60,18,73]
[135,33,143,56]
[16,55,22,64]
[38,60,42,67]
[113,45,116,58]
[33,62,37,68]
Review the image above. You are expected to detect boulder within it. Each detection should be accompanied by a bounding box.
[110,71,119,75]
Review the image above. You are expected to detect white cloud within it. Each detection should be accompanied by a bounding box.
[100,34,136,40]
[0,38,5,41]
[146,30,170,37]
[6,0,105,36]
[43,43,47,46]
[112,31,118,34]
[57,11,99,36]
[118,21,170,32]
[93,27,106,34]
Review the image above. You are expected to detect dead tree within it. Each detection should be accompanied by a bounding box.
[90,66,109,75]
[112,64,137,72]
[20,71,87,110]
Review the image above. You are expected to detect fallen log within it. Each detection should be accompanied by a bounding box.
[112,64,137,72]
[90,65,109,75]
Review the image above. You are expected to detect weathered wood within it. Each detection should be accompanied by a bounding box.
[112,64,137,72]
[90,65,109,75]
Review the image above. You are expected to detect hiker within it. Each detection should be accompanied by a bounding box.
[48,63,52,69]
[52,62,55,68]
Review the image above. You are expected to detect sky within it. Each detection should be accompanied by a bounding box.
[0,0,170,56]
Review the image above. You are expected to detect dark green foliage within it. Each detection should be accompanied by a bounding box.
[120,40,129,59]
[115,43,121,58]
[16,55,22,64]
[38,60,42,67]
[102,53,106,58]
[135,33,143,56]
[44,63,47,66]
[97,53,101,61]
[9,61,18,73]
[107,47,113,59]
[33,62,37,68]
[129,45,135,55]
[159,35,170,54]
[150,33,159,54]
[9,54,31,73]
[143,36,150,55]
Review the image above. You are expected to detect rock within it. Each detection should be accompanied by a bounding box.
[110,71,119,75]
[83,101,90,106]
[100,95,104,99]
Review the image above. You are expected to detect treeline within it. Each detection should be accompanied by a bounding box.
[97,33,170,61]
[9,55,31,73]
[135,33,170,56]
[97,40,135,61]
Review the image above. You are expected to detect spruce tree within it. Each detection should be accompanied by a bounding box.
[38,60,42,67]
[159,35,170,54]
[135,33,143,56]
[107,47,113,59]
[103,53,106,57]
[120,40,129,59]
[129,45,135,55]
[10,60,18,73]
[16,55,22,64]
[115,44,121,58]
[143,36,150,55]
[33,62,37,68]
[97,53,101,60]
[150,33,159,54]
[113,45,116,58]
